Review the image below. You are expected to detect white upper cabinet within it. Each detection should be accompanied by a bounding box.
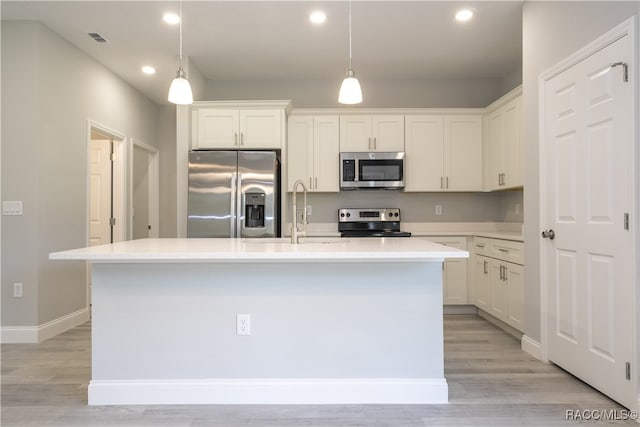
[444,115,483,191]
[405,114,482,192]
[485,89,522,190]
[191,102,288,150]
[339,115,404,152]
[287,115,339,192]
[240,110,282,149]
[405,115,444,191]
[195,109,239,148]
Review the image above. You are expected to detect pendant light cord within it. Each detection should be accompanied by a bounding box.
[179,0,184,67]
[348,0,352,69]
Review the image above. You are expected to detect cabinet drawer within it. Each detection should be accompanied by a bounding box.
[428,236,467,250]
[472,237,491,256]
[490,239,524,265]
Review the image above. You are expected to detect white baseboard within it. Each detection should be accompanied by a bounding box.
[443,305,478,315]
[1,307,89,343]
[521,335,545,362]
[88,378,449,405]
[1,325,39,343]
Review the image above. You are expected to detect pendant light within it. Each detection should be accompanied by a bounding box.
[168,0,193,105]
[338,0,363,104]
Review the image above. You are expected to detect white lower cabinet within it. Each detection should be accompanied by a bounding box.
[472,237,524,332]
[472,255,490,311]
[427,236,468,305]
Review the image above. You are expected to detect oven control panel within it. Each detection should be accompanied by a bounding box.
[338,208,401,223]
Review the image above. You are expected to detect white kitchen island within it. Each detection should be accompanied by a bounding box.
[50,237,468,405]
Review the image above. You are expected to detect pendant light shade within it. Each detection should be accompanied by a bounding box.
[338,68,362,104]
[338,0,362,104]
[168,66,193,104]
[168,1,193,105]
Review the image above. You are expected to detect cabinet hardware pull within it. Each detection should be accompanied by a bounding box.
[373,137,377,150]
[368,137,372,150]
[309,177,313,189]
[234,132,238,146]
[315,177,318,189]
[440,177,444,189]
[498,248,508,253]
[240,133,244,146]
[483,260,488,274]
[446,176,449,189]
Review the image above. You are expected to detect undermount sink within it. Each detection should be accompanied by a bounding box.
[241,237,346,244]
[297,237,345,244]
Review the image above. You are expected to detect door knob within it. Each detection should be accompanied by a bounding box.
[541,229,555,240]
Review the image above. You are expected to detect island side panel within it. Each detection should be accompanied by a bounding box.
[89,261,446,404]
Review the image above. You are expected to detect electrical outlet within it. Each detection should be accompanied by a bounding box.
[435,205,443,216]
[3,201,23,216]
[237,314,251,336]
[306,205,312,216]
[515,203,521,215]
[13,283,23,298]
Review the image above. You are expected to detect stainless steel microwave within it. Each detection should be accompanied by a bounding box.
[340,152,405,190]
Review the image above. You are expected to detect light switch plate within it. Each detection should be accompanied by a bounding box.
[3,201,23,215]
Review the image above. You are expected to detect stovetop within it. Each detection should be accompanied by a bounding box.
[338,208,411,238]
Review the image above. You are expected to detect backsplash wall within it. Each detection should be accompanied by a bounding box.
[289,190,523,224]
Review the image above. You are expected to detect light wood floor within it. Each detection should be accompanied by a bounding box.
[2,315,633,426]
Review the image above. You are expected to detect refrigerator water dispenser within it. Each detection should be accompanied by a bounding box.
[245,193,266,228]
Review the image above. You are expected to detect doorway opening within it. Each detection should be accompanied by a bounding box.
[131,140,159,239]
[87,121,127,305]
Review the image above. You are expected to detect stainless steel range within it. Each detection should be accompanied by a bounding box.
[338,208,412,237]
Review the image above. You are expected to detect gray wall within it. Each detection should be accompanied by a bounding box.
[522,1,639,342]
[2,21,160,328]
[206,78,507,109]
[159,105,178,238]
[296,190,523,224]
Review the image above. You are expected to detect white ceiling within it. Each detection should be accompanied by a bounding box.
[1,1,523,105]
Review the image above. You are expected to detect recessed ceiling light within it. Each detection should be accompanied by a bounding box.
[142,66,156,75]
[455,9,474,22]
[309,10,327,25]
[163,12,180,25]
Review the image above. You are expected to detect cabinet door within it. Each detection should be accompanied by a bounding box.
[503,97,522,188]
[313,115,340,192]
[404,115,444,192]
[239,110,281,148]
[196,109,239,149]
[505,263,524,331]
[489,260,508,322]
[339,116,372,151]
[287,116,313,191]
[372,115,405,151]
[487,109,505,190]
[430,237,468,305]
[444,115,483,191]
[473,255,490,311]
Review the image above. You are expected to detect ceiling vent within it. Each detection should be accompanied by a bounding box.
[88,32,108,43]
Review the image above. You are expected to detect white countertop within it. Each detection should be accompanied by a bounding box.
[50,237,469,263]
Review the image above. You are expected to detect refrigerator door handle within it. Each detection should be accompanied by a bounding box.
[236,174,243,238]
[230,172,237,238]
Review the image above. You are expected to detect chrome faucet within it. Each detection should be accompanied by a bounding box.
[291,179,308,244]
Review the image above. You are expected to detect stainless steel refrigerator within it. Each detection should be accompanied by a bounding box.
[187,151,280,238]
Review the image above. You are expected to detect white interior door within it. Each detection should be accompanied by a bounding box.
[89,139,112,246]
[543,34,633,408]
[133,145,150,239]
